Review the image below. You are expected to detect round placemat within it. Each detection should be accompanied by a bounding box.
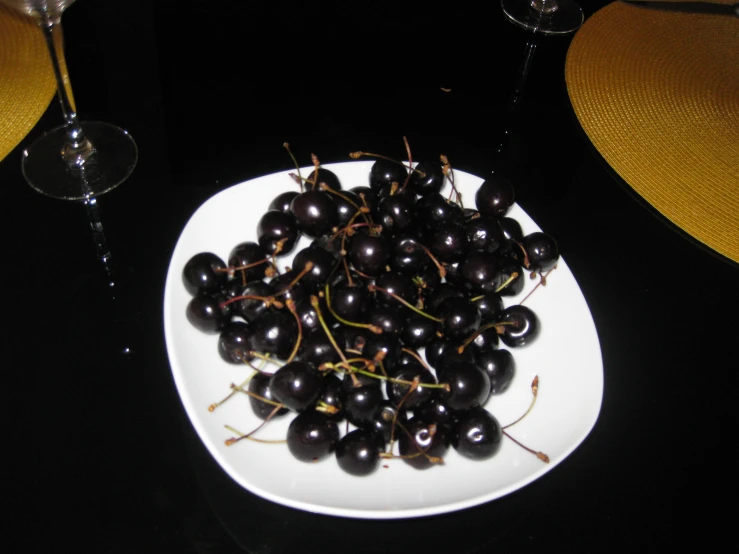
[0,4,56,163]
[565,1,739,264]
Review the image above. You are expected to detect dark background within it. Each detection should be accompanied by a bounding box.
[2,1,737,552]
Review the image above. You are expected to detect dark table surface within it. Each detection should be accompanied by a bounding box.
[4,1,737,552]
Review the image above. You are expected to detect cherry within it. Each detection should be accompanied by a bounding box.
[286,411,339,462]
[183,252,228,295]
[427,222,469,264]
[335,429,382,476]
[228,241,269,283]
[458,252,501,294]
[374,271,418,308]
[332,189,364,227]
[247,372,289,419]
[268,191,299,213]
[475,175,515,218]
[522,232,559,273]
[186,292,230,333]
[415,193,464,232]
[475,348,516,394]
[390,232,429,276]
[409,160,444,196]
[451,406,503,460]
[414,400,458,429]
[361,333,402,373]
[496,305,540,348]
[400,312,439,349]
[269,361,324,412]
[370,401,408,446]
[439,361,491,411]
[248,310,298,360]
[330,283,371,321]
[385,362,437,409]
[369,158,408,192]
[474,292,504,322]
[317,373,344,420]
[257,210,300,256]
[290,190,338,238]
[300,328,344,368]
[398,418,450,470]
[292,245,338,292]
[342,383,384,427]
[367,302,405,336]
[307,167,342,191]
[233,280,273,322]
[347,233,391,277]
[438,297,481,340]
[465,216,505,254]
[495,255,525,297]
[218,320,254,364]
[376,193,416,235]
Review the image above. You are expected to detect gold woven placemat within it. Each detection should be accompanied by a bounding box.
[0,4,56,163]
[565,1,739,264]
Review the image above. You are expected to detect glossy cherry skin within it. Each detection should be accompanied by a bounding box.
[438,362,491,411]
[186,292,230,333]
[330,283,371,321]
[290,190,338,238]
[390,232,429,276]
[257,210,300,256]
[438,297,481,340]
[268,271,308,305]
[475,292,504,322]
[370,401,408,446]
[398,418,450,470]
[228,242,269,283]
[377,193,416,235]
[286,411,339,463]
[522,232,560,273]
[217,320,254,364]
[268,191,299,214]
[232,280,273,322]
[385,362,437,409]
[475,348,516,394]
[269,361,324,412]
[335,429,381,476]
[299,329,343,368]
[414,400,458,430]
[374,271,418,308]
[458,251,501,294]
[347,233,391,277]
[426,283,469,316]
[248,310,298,360]
[367,302,405,336]
[427,222,469,264]
[369,158,408,192]
[183,252,228,295]
[361,333,402,373]
[475,175,515,218]
[247,372,289,419]
[415,193,464,232]
[307,167,342,191]
[341,384,384,428]
[496,305,540,348]
[400,312,440,349]
[409,160,444,196]
[424,337,476,376]
[317,374,344,420]
[332,189,363,227]
[451,407,503,460]
[292,245,338,292]
[465,216,505,254]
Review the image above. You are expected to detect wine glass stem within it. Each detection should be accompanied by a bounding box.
[37,10,96,167]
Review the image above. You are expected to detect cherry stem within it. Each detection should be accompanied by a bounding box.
[502,430,549,463]
[401,347,433,373]
[519,267,556,306]
[348,151,424,178]
[310,295,360,387]
[457,321,503,353]
[440,155,463,208]
[283,142,303,192]
[319,184,372,226]
[208,373,256,412]
[220,294,283,310]
[285,299,302,364]
[387,375,420,451]
[418,243,447,279]
[380,421,443,465]
[325,362,450,392]
[495,272,520,294]
[309,153,321,191]
[503,375,539,429]
[224,404,286,446]
[225,425,286,444]
[324,283,383,334]
[368,284,443,323]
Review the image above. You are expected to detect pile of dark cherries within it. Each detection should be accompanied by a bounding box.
[183,156,559,476]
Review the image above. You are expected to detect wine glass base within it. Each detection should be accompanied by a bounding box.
[501,0,584,35]
[22,121,138,200]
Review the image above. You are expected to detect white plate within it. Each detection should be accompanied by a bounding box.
[163,160,603,519]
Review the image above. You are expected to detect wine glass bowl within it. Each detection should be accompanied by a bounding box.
[1,0,137,200]
[501,0,584,35]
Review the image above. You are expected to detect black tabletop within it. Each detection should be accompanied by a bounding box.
[4,1,737,552]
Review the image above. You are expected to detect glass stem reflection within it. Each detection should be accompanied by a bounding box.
[36,8,96,167]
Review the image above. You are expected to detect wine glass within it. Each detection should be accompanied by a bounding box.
[0,0,137,201]
[501,0,584,35]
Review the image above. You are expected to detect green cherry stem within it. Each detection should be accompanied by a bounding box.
[368,284,442,323]
[324,283,383,334]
